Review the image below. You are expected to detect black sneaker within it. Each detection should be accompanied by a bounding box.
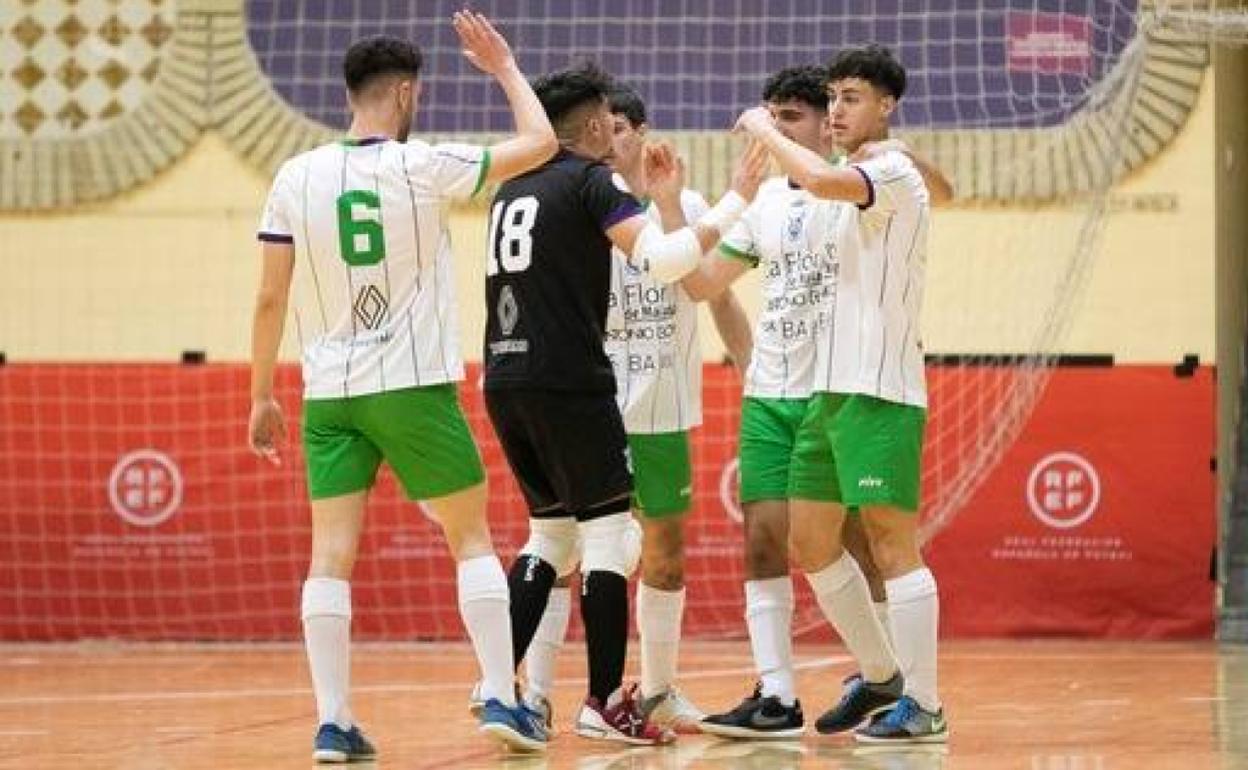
[699,683,804,740]
[313,723,376,764]
[815,671,904,734]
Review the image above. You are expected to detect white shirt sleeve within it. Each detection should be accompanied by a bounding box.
[717,200,760,268]
[426,142,490,201]
[852,150,927,215]
[257,161,297,243]
[680,189,711,222]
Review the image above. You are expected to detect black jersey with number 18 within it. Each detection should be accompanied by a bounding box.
[483,149,645,393]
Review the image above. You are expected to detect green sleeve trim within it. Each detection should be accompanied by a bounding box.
[718,241,759,268]
[470,148,492,198]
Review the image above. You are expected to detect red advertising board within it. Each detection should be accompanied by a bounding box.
[0,363,1215,640]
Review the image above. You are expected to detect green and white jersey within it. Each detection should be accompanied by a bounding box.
[811,150,930,407]
[605,188,709,434]
[719,176,839,399]
[257,136,488,400]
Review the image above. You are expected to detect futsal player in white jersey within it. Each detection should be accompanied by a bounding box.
[248,14,558,760]
[685,65,854,739]
[735,45,948,743]
[515,84,753,735]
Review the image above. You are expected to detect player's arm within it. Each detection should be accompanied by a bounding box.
[249,240,295,466]
[707,287,753,374]
[856,139,954,205]
[644,148,751,299]
[606,140,769,282]
[680,250,749,301]
[453,11,557,183]
[734,106,870,204]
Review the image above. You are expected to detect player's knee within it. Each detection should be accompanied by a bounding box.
[744,536,787,579]
[641,524,685,589]
[309,535,359,578]
[642,558,684,590]
[867,537,923,579]
[519,517,579,577]
[580,511,641,578]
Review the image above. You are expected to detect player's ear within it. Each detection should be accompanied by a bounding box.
[878,92,896,121]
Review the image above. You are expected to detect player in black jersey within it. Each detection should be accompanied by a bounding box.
[482,61,766,745]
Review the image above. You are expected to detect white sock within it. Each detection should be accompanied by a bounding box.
[744,577,796,706]
[637,583,685,699]
[805,554,898,683]
[525,585,571,699]
[302,577,353,729]
[874,601,893,648]
[886,568,940,712]
[457,555,516,707]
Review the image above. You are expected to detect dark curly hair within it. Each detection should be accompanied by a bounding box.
[608,83,647,127]
[762,65,830,111]
[342,35,423,94]
[532,61,615,133]
[827,44,906,99]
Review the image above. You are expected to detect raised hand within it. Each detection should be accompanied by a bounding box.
[733,105,775,139]
[729,138,770,202]
[644,141,686,202]
[452,10,516,76]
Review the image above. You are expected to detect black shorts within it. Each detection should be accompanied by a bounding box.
[485,388,632,520]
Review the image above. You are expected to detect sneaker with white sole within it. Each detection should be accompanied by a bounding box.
[313,723,376,764]
[575,683,676,746]
[816,671,904,734]
[700,682,804,740]
[855,695,948,744]
[522,690,554,734]
[639,685,705,734]
[478,696,549,753]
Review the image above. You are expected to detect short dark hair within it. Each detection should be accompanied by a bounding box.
[343,35,423,94]
[827,45,906,99]
[608,84,647,127]
[762,65,829,111]
[532,61,615,128]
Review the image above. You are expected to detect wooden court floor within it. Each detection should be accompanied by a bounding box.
[1,640,1246,770]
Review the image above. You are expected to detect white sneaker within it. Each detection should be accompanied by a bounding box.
[639,686,705,734]
[574,684,675,746]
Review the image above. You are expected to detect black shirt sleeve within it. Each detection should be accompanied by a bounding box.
[579,163,646,233]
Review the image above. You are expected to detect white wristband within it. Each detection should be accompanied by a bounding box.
[698,190,748,235]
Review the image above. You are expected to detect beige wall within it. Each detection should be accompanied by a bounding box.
[0,77,1215,365]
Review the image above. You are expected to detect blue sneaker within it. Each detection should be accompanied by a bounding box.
[855,696,948,744]
[478,697,550,753]
[313,723,376,763]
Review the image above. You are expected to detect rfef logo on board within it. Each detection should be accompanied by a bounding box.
[107,449,183,527]
[1026,451,1100,530]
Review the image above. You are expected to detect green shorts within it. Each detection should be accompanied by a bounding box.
[628,431,692,518]
[738,397,838,503]
[790,392,926,512]
[302,384,485,501]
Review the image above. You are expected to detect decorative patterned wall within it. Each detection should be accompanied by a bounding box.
[0,0,1210,210]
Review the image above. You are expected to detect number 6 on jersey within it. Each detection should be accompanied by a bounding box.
[486,195,538,275]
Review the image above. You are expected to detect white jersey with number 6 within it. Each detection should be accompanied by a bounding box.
[605,189,709,434]
[257,137,488,400]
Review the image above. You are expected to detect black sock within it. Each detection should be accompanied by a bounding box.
[507,553,556,668]
[580,570,629,704]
